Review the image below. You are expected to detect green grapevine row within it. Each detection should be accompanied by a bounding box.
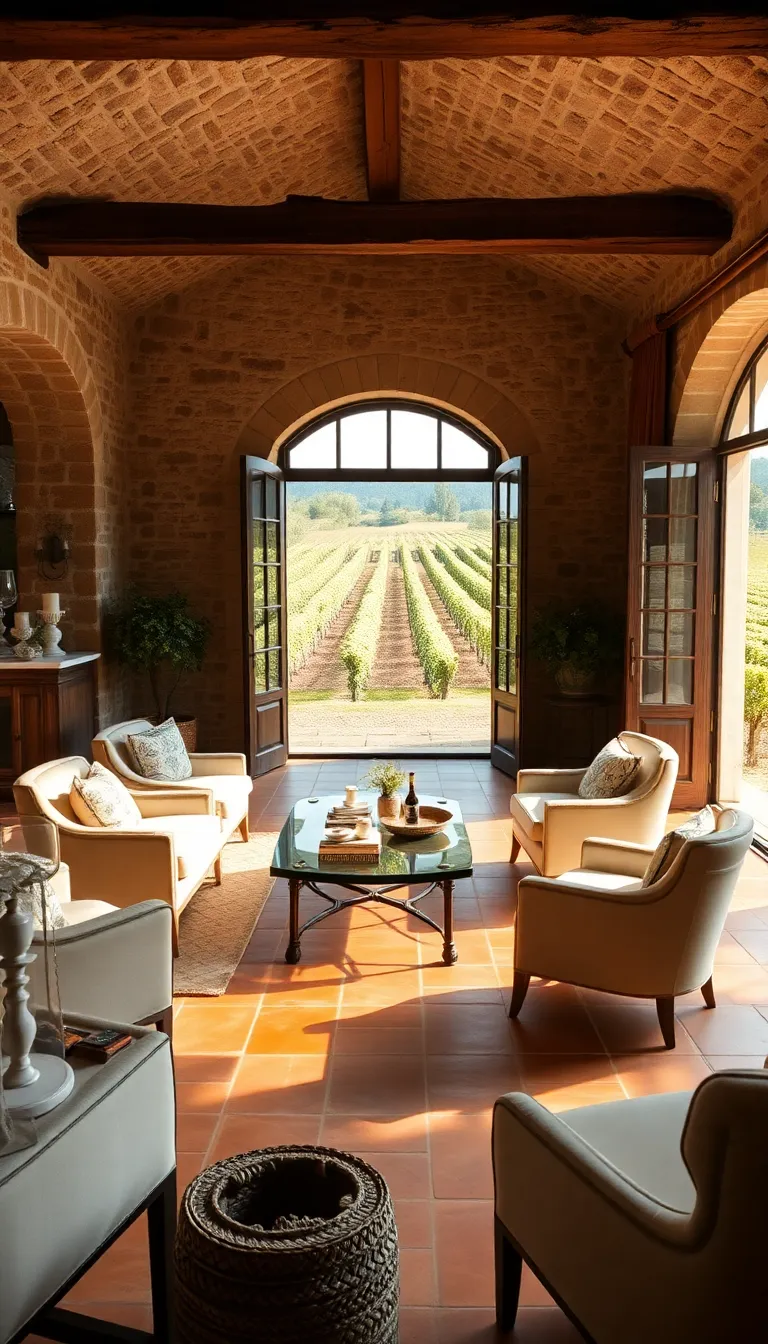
[287,542,339,587]
[433,541,492,609]
[288,547,369,672]
[340,549,389,699]
[401,545,458,698]
[453,541,492,581]
[289,544,355,614]
[419,544,492,664]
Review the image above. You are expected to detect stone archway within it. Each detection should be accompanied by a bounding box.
[0,281,101,647]
[233,354,539,461]
[672,277,768,447]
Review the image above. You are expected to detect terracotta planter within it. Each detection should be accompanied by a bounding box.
[377,794,402,822]
[149,714,198,750]
[174,716,198,751]
[554,665,596,698]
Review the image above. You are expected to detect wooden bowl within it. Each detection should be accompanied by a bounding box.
[380,805,453,839]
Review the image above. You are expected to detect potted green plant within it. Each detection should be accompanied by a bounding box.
[364,760,407,822]
[529,603,623,696]
[111,590,210,748]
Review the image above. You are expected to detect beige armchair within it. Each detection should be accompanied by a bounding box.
[493,1064,768,1341]
[93,717,251,843]
[509,731,679,876]
[14,756,226,950]
[26,864,174,1036]
[509,807,754,1048]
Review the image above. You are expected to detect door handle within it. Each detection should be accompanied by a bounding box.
[629,637,636,680]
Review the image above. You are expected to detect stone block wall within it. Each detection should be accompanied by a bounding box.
[126,254,630,755]
[0,198,132,723]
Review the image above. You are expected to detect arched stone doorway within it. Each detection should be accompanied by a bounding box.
[0,281,101,648]
[231,356,537,760]
[672,283,768,839]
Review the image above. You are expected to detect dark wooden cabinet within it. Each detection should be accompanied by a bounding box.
[0,654,99,791]
[541,694,619,769]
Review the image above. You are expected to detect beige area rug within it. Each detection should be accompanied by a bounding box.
[174,831,279,996]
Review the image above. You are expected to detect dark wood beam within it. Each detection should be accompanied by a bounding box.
[363,60,400,204]
[1,6,767,59]
[17,195,732,264]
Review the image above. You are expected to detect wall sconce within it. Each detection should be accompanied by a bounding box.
[36,531,70,582]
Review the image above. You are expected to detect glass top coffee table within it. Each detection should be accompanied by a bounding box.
[270,793,473,966]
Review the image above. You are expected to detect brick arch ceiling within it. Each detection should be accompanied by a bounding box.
[672,271,768,448]
[233,355,540,462]
[0,280,102,645]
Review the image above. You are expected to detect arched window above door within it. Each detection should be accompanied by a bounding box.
[282,401,497,479]
[723,335,768,445]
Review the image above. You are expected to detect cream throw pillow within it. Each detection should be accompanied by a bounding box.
[642,805,716,887]
[128,718,192,782]
[578,736,641,800]
[70,760,142,828]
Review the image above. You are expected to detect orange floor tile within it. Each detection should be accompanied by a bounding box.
[65,757,768,1340]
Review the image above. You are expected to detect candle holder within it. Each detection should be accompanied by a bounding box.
[36,609,66,659]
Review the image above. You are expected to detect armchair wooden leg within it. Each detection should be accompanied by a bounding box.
[510,832,521,863]
[147,1171,177,1344]
[214,852,223,885]
[656,996,676,1049]
[239,814,250,842]
[508,971,531,1019]
[156,1007,173,1042]
[495,1216,522,1332]
[701,976,716,1009]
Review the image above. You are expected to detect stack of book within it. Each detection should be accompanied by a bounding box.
[319,801,381,862]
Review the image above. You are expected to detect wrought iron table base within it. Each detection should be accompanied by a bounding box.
[286,877,457,966]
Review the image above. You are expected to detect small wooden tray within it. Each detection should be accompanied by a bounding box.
[380,805,453,839]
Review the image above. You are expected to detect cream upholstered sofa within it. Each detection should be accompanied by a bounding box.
[93,717,251,843]
[14,756,226,950]
[26,862,174,1035]
[508,807,754,1048]
[493,1064,768,1341]
[509,731,679,876]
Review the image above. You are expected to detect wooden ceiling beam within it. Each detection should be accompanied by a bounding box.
[1,6,767,59]
[18,195,733,264]
[363,60,401,204]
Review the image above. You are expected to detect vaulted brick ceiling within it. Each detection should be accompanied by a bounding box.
[1,54,766,311]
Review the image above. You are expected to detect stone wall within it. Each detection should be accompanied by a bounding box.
[127,254,629,755]
[0,198,131,723]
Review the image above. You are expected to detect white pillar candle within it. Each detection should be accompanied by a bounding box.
[14,612,30,633]
[41,593,60,614]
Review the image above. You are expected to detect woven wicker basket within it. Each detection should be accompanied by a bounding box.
[175,1146,399,1344]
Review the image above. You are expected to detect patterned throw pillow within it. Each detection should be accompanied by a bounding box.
[70,760,143,828]
[128,717,193,782]
[641,805,716,887]
[578,736,641,800]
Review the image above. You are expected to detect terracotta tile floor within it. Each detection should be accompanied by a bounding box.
[63,758,768,1341]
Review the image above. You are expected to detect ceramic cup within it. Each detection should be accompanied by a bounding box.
[355,817,372,840]
[345,785,358,807]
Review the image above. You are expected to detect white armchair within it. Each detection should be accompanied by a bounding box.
[509,807,754,1048]
[493,1064,768,1341]
[13,756,226,951]
[26,863,174,1036]
[93,717,252,843]
[509,731,679,876]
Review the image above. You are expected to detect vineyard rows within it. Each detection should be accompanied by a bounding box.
[286,531,493,695]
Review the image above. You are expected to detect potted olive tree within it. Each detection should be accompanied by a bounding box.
[111,590,210,749]
[529,603,623,696]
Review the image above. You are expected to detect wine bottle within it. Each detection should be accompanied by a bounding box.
[404,772,419,825]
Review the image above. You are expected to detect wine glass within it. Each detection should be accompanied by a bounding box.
[0,568,16,647]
